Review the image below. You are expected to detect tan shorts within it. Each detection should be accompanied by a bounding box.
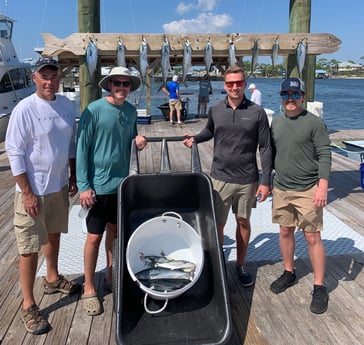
[272,185,323,232]
[169,99,182,111]
[211,178,258,225]
[14,185,69,254]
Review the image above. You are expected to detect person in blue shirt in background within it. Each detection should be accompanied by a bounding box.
[162,75,182,125]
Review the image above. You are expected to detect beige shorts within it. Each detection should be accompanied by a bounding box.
[211,178,258,225]
[169,99,182,111]
[272,185,323,232]
[14,185,69,254]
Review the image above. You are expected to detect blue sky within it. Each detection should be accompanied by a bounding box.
[1,0,363,64]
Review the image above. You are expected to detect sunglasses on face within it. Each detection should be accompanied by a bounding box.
[280,91,302,100]
[225,80,245,88]
[111,80,131,87]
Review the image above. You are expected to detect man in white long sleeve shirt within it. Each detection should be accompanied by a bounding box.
[6,58,81,335]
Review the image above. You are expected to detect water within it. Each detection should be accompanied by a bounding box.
[73,78,364,131]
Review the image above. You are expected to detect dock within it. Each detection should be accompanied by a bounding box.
[0,118,363,345]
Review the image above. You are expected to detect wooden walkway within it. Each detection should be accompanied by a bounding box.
[0,118,363,345]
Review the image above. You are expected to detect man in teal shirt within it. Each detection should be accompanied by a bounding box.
[76,67,147,316]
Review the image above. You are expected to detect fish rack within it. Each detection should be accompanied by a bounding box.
[114,136,232,345]
[42,32,341,70]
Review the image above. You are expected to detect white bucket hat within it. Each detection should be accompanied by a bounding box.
[99,66,141,92]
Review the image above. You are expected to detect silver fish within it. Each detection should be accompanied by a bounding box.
[136,267,194,282]
[182,39,192,83]
[139,252,170,265]
[155,260,196,273]
[139,278,191,292]
[117,39,126,67]
[228,39,236,67]
[160,37,171,86]
[248,39,259,78]
[155,251,196,272]
[296,39,306,78]
[271,38,279,71]
[204,39,213,74]
[139,37,148,84]
[85,38,98,79]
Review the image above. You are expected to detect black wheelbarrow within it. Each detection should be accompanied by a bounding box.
[113,136,232,345]
[158,101,188,122]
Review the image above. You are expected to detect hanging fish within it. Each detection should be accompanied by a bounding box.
[271,38,279,71]
[160,37,171,87]
[204,39,213,74]
[116,39,126,67]
[182,38,192,84]
[296,38,306,78]
[228,39,236,67]
[248,39,259,78]
[139,37,148,84]
[85,38,98,80]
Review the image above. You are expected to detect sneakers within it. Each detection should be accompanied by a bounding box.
[270,270,297,294]
[20,304,51,335]
[310,285,329,314]
[236,266,254,287]
[43,275,81,295]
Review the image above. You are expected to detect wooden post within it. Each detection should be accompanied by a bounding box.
[78,0,101,113]
[287,0,315,102]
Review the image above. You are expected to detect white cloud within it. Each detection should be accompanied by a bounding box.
[176,0,218,15]
[163,12,232,34]
[176,2,195,15]
[197,0,217,12]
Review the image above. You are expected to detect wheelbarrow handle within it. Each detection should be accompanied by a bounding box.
[129,136,202,175]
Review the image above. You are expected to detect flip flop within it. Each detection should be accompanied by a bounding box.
[82,293,103,316]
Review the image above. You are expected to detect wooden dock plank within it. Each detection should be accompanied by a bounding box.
[0,124,363,345]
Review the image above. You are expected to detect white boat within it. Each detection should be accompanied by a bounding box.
[0,14,35,141]
[342,140,364,163]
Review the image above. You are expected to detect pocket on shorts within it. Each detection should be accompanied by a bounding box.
[14,210,36,228]
[13,193,36,227]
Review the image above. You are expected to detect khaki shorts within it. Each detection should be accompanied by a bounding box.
[169,99,182,111]
[272,185,323,232]
[212,178,258,225]
[14,185,69,254]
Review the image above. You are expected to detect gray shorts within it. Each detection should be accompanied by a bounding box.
[14,185,69,254]
[211,178,258,225]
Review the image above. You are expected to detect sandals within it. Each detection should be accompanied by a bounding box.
[43,275,81,295]
[20,304,51,335]
[82,293,103,316]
